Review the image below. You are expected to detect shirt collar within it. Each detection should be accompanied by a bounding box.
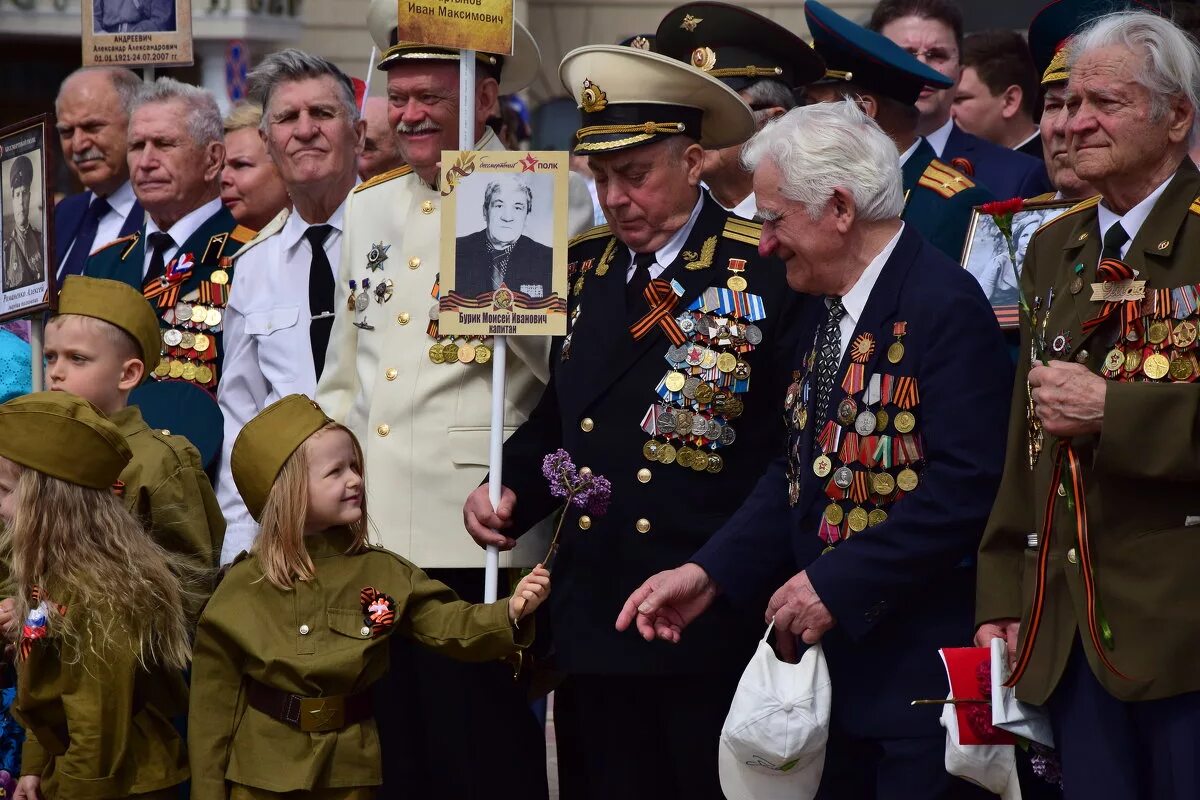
[280,191,353,254]
[145,196,223,248]
[924,118,954,158]
[898,138,921,167]
[102,180,137,218]
[1014,130,1041,152]
[1096,175,1173,248]
[626,192,705,268]
[836,223,905,327]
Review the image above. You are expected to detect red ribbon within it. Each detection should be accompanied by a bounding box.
[630,279,685,345]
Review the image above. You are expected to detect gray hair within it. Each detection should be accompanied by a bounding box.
[483,174,533,218]
[56,67,142,116]
[131,77,223,147]
[740,79,797,113]
[741,100,904,222]
[248,48,359,132]
[1070,11,1200,142]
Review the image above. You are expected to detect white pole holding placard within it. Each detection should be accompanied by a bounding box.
[360,46,377,115]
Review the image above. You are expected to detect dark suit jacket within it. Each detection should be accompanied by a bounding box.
[500,193,804,676]
[454,231,553,298]
[692,224,1013,738]
[978,159,1200,704]
[1016,134,1045,162]
[84,205,244,468]
[54,190,144,280]
[943,122,1052,201]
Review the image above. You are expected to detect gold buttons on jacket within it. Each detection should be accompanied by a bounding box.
[377,423,390,437]
[580,417,594,432]
[637,468,652,483]
[578,515,592,530]
[360,626,371,637]
[299,624,310,635]
[1067,548,1078,565]
[385,368,398,381]
[421,200,435,214]
[397,312,411,325]
[409,256,421,269]
[635,518,651,534]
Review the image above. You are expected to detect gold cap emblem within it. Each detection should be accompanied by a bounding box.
[581,78,608,113]
[691,46,717,71]
[680,14,702,31]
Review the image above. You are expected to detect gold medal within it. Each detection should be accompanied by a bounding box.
[181,362,197,381]
[875,409,889,433]
[1147,319,1171,345]
[824,503,844,526]
[691,451,708,472]
[429,344,445,364]
[847,507,868,533]
[1104,348,1125,373]
[347,291,358,312]
[1124,349,1142,372]
[206,307,223,328]
[694,382,714,405]
[725,397,745,419]
[153,360,171,378]
[677,447,694,468]
[897,467,919,492]
[193,333,211,354]
[1170,357,1193,381]
[458,344,476,364]
[191,304,209,324]
[210,268,230,285]
[705,453,724,474]
[837,397,858,426]
[727,275,748,292]
[658,442,678,465]
[475,344,493,364]
[733,359,751,380]
[872,472,896,496]
[867,508,888,527]
[442,342,460,363]
[813,454,832,477]
[716,352,738,374]
[665,371,687,392]
[179,332,196,350]
[1143,352,1170,380]
[894,410,916,434]
[643,440,661,461]
[888,341,905,364]
[675,409,694,431]
[168,359,185,379]
[1172,320,1198,348]
[195,364,213,384]
[797,406,808,430]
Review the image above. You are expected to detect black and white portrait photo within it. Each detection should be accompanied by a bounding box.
[2,152,45,294]
[454,173,555,299]
[961,202,1072,321]
[93,0,177,34]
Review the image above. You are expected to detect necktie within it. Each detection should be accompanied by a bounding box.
[813,297,846,433]
[144,231,175,284]
[626,251,657,325]
[60,194,111,280]
[306,225,336,380]
[1101,222,1130,261]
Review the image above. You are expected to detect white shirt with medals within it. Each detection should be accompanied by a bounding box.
[317,127,595,568]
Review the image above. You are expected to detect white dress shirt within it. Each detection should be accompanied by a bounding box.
[142,196,223,278]
[215,200,348,561]
[831,224,905,362]
[625,193,705,282]
[898,138,921,168]
[924,117,954,158]
[719,192,758,221]
[1096,175,1172,261]
[58,181,141,273]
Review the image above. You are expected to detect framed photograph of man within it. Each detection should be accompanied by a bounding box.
[82,0,194,68]
[961,200,1075,328]
[439,150,569,337]
[0,116,53,324]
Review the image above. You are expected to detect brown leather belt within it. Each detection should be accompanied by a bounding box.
[246,680,373,733]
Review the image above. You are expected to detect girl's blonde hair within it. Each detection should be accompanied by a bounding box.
[1,462,190,671]
[223,101,264,134]
[254,422,369,590]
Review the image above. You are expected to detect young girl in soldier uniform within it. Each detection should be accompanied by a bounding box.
[0,392,191,800]
[188,394,550,800]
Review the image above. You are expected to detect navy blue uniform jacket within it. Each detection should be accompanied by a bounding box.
[53,190,143,279]
[692,223,1013,737]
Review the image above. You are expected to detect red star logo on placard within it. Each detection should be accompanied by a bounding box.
[519,154,539,173]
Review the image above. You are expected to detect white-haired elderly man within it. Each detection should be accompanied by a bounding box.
[86,77,254,469]
[315,2,593,796]
[213,49,365,565]
[976,11,1200,798]
[618,99,1012,798]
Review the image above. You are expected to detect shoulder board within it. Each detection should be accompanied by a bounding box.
[229,224,257,244]
[1026,192,1058,204]
[568,223,611,248]
[353,164,414,194]
[1189,195,1200,216]
[1034,195,1100,235]
[722,216,762,246]
[93,231,139,255]
[918,160,977,198]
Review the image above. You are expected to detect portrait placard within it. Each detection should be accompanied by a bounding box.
[438,150,569,337]
[82,0,194,68]
[961,200,1074,329]
[0,116,53,324]
[397,0,514,56]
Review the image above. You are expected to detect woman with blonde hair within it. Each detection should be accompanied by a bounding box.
[220,101,290,232]
[188,394,550,800]
[0,392,190,800]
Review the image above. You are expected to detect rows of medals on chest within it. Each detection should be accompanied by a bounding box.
[638,309,764,475]
[152,264,230,386]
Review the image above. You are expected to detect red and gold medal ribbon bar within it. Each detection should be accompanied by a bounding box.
[630,279,685,345]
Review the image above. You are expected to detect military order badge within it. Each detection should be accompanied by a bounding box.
[82,0,193,67]
[438,150,569,337]
[0,116,52,323]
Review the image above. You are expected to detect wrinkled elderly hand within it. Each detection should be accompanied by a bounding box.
[1029,361,1106,437]
[766,571,835,647]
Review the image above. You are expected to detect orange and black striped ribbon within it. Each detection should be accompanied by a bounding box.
[849,471,870,504]
[630,279,685,344]
[838,432,859,463]
[143,279,181,310]
[894,376,919,409]
[1005,442,1131,688]
[1081,258,1137,337]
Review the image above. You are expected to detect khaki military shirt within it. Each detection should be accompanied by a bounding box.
[188,529,532,797]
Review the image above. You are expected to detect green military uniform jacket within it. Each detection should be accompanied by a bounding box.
[16,597,189,799]
[902,139,995,262]
[188,529,533,798]
[977,159,1200,704]
[112,405,224,578]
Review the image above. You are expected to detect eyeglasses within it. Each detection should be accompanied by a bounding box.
[903,47,958,67]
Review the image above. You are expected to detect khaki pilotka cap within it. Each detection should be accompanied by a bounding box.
[231,394,332,522]
[0,392,131,489]
[56,275,163,376]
